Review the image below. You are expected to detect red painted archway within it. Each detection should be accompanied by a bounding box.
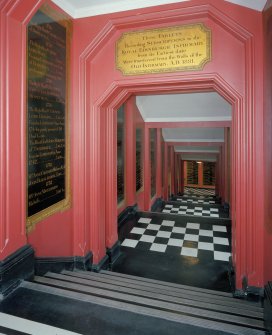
[72,2,264,290]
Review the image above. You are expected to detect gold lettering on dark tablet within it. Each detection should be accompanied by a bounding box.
[26,5,71,231]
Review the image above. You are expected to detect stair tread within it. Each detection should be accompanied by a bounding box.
[33,275,264,330]
[101,270,262,308]
[22,281,265,335]
[67,270,262,312]
[55,271,263,319]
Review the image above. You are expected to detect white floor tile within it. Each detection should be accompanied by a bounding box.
[171,208,179,212]
[162,209,171,213]
[0,313,81,335]
[184,234,199,242]
[147,224,160,231]
[199,229,213,237]
[214,251,231,262]
[202,210,210,214]
[157,231,171,238]
[150,243,167,252]
[138,217,152,224]
[194,212,202,216]
[210,201,215,204]
[195,207,203,210]
[180,206,188,209]
[210,208,219,212]
[168,238,183,247]
[172,227,186,234]
[131,227,145,235]
[181,247,198,257]
[210,214,219,218]
[213,225,227,232]
[186,209,194,213]
[186,222,200,229]
[140,235,155,243]
[213,237,229,245]
[198,242,214,251]
[165,204,173,208]
[177,198,182,201]
[162,220,175,227]
[121,239,139,248]
[178,211,186,214]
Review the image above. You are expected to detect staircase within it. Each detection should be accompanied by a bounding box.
[22,269,266,335]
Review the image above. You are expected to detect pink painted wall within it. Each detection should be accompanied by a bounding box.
[0,0,75,260]
[120,96,145,214]
[263,2,272,284]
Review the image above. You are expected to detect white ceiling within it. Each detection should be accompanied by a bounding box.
[51,0,267,18]
[136,92,231,122]
[162,128,225,142]
[179,154,217,162]
[174,145,220,153]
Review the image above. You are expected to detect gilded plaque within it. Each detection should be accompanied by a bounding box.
[116,23,211,75]
[26,5,72,232]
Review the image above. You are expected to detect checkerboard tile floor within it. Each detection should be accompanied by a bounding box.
[184,187,215,197]
[162,204,220,218]
[176,198,216,205]
[121,217,231,262]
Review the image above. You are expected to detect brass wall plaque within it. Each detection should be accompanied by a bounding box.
[26,5,71,232]
[116,23,211,75]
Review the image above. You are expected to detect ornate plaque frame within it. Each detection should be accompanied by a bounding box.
[26,4,72,233]
[116,23,211,75]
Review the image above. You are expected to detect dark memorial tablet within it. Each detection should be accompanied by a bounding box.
[26,6,71,231]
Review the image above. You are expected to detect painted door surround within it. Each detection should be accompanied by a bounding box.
[75,2,264,290]
[0,0,266,291]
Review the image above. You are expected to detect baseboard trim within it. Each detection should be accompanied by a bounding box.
[0,244,34,299]
[264,282,272,334]
[118,204,137,227]
[151,197,164,212]
[229,262,263,300]
[227,256,236,294]
[35,252,93,276]
[92,254,110,273]
[107,241,120,266]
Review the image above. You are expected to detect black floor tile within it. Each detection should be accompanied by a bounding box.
[199,236,214,243]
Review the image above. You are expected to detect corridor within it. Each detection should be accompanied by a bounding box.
[116,187,231,291]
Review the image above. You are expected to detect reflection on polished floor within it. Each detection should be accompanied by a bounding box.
[116,209,231,291]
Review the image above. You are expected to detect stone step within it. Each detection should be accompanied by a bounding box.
[32,275,264,331]
[22,280,265,335]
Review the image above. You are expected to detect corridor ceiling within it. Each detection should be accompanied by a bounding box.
[52,0,267,18]
[136,93,231,122]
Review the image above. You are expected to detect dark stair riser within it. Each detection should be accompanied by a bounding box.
[49,271,263,319]
[22,281,265,335]
[32,276,265,330]
[65,270,262,312]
